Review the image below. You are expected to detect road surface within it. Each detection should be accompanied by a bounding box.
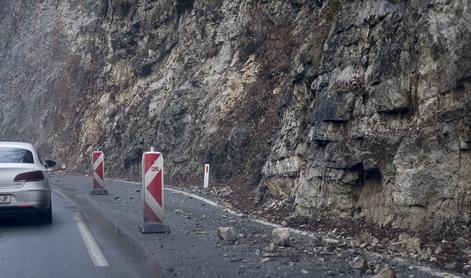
[0,189,149,278]
[0,175,457,278]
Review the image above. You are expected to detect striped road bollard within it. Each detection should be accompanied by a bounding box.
[91,151,109,195]
[204,164,210,189]
[140,150,170,234]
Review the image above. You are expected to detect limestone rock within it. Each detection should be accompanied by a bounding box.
[398,234,421,253]
[352,257,368,273]
[217,227,237,242]
[372,266,396,278]
[272,228,290,247]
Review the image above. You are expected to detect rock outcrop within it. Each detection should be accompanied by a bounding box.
[1,0,471,233]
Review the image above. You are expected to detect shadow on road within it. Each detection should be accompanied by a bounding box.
[0,215,51,228]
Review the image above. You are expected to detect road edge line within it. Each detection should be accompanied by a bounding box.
[74,212,110,267]
[108,179,317,236]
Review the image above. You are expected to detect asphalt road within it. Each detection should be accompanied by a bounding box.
[0,188,149,278]
[0,175,458,278]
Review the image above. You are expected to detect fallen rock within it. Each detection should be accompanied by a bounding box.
[352,257,368,273]
[372,265,396,278]
[455,237,471,249]
[398,233,420,253]
[323,237,340,247]
[217,227,237,242]
[350,239,361,248]
[223,202,233,210]
[359,232,380,247]
[463,247,471,256]
[444,262,457,270]
[418,247,432,261]
[267,242,276,252]
[272,228,290,247]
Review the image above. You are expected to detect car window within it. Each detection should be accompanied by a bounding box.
[0,147,35,164]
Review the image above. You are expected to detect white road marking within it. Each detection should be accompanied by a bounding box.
[166,187,222,208]
[53,189,110,267]
[415,266,463,278]
[52,188,73,202]
[74,213,110,267]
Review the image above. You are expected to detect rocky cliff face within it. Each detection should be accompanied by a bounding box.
[1,0,471,233]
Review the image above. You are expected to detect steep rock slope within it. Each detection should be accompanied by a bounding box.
[1,0,471,233]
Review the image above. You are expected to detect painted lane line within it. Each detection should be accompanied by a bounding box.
[53,189,110,267]
[74,213,110,267]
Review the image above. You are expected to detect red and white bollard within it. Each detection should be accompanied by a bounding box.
[140,150,170,233]
[204,164,210,189]
[91,151,109,195]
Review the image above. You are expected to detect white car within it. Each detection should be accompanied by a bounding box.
[0,142,56,224]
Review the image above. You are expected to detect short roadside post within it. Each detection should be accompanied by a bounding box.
[140,150,170,234]
[91,151,109,195]
[204,164,210,189]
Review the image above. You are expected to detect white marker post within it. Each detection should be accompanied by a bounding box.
[204,164,210,189]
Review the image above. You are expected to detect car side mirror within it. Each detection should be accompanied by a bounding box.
[45,160,57,169]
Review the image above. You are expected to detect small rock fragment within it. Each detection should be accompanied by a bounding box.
[272,228,290,247]
[352,257,368,273]
[350,239,361,248]
[455,237,471,249]
[217,227,237,242]
[301,269,309,274]
[372,265,396,278]
[223,202,233,210]
[267,242,276,252]
[398,233,420,253]
[444,262,457,270]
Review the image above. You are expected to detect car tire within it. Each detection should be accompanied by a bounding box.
[40,203,52,224]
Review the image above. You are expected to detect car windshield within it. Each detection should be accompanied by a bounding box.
[0,147,34,164]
